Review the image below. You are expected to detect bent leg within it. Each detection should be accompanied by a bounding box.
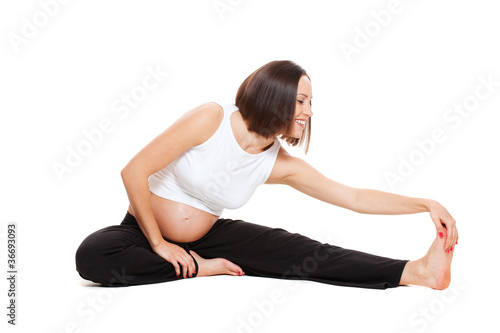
[189,218,408,289]
[75,212,197,286]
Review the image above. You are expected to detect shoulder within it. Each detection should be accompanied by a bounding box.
[177,102,224,146]
[183,102,224,126]
[121,102,225,176]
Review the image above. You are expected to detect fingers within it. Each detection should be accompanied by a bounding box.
[178,253,196,278]
[429,201,458,253]
[446,227,454,253]
[448,225,459,253]
[439,220,458,254]
[447,219,458,253]
[157,242,196,279]
[172,261,181,278]
[437,224,448,251]
[171,250,196,279]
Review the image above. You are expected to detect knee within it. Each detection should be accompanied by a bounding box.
[75,234,97,280]
[75,229,113,284]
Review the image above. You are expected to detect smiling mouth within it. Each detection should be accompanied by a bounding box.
[295,119,306,128]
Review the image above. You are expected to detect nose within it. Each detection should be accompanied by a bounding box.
[304,105,313,118]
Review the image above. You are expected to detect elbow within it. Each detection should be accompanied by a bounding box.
[121,164,150,185]
[120,164,140,185]
[349,188,376,214]
[120,166,131,183]
[120,167,132,189]
[349,188,363,213]
[120,166,129,180]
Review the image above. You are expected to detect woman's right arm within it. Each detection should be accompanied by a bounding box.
[120,102,223,278]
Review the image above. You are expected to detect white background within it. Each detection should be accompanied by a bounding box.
[1,0,499,332]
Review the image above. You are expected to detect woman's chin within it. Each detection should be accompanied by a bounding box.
[280,128,303,139]
[290,129,304,138]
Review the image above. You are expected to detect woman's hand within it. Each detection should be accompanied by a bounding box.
[428,200,458,253]
[153,240,197,278]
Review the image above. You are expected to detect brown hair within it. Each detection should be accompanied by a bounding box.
[235,60,311,153]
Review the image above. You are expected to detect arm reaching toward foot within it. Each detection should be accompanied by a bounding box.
[267,148,458,252]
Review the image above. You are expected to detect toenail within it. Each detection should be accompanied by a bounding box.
[439,232,444,238]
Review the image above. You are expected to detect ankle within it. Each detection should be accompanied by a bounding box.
[419,256,451,290]
[399,259,423,286]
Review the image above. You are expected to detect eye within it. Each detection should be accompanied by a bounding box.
[297,100,305,104]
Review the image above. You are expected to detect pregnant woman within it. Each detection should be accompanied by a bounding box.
[76,60,457,289]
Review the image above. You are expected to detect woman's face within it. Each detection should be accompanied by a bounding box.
[286,75,313,138]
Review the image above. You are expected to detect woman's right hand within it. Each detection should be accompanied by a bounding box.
[153,240,196,278]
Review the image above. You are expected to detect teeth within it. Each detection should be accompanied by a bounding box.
[296,120,306,125]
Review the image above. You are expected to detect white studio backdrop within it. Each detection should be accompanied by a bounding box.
[1,0,499,332]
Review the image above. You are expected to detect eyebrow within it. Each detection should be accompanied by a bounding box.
[298,93,313,98]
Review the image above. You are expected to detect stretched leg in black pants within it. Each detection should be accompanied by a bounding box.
[75,212,408,289]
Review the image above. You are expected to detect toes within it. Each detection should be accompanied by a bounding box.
[222,259,244,276]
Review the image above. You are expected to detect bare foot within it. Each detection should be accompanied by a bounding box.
[400,232,453,289]
[190,250,244,277]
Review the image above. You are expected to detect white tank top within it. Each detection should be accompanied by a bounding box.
[148,102,281,216]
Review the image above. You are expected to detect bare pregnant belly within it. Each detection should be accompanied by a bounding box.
[128,192,220,243]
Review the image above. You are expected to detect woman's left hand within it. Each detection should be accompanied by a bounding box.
[428,200,458,253]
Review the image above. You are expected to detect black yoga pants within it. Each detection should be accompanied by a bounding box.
[75,212,408,289]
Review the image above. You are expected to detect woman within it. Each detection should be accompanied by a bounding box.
[76,60,457,289]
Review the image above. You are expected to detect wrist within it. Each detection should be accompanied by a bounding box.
[424,199,439,213]
[150,238,166,250]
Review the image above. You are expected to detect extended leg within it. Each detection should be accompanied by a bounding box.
[188,218,408,289]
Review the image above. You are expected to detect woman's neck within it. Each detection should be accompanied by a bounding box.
[231,111,275,154]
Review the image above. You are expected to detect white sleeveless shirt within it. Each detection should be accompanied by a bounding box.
[148,102,281,216]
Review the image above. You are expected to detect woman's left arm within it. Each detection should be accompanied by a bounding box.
[267,150,458,252]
